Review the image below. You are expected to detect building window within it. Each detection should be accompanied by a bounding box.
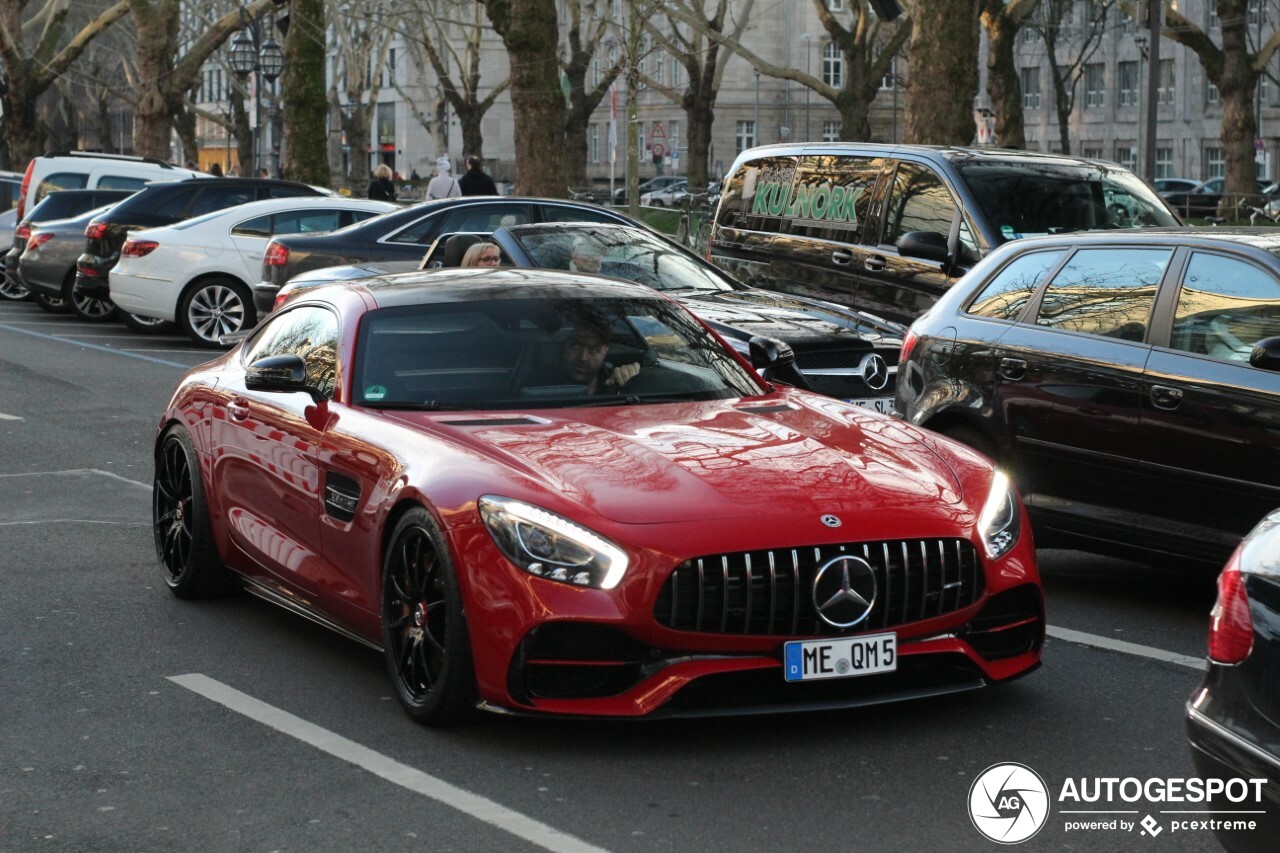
[1115,145,1137,171]
[1082,146,1104,160]
[1158,59,1176,105]
[880,56,896,90]
[1207,81,1221,105]
[387,48,396,87]
[1156,147,1174,179]
[590,123,600,163]
[655,51,665,87]
[669,119,680,153]
[825,0,846,10]
[1085,63,1105,108]
[1021,67,1040,109]
[822,120,840,142]
[1209,0,1219,28]
[736,120,756,152]
[1204,145,1225,179]
[823,42,844,88]
[1118,61,1138,107]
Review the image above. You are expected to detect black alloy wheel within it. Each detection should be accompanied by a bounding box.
[153,425,232,598]
[381,508,477,725]
[31,289,69,313]
[66,271,118,322]
[0,272,30,301]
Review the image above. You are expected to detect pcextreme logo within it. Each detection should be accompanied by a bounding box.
[968,763,1051,844]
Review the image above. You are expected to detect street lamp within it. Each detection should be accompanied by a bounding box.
[800,34,813,141]
[753,68,760,148]
[227,11,285,176]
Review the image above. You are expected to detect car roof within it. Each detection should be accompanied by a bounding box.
[317,267,662,310]
[990,226,1280,254]
[731,142,1124,171]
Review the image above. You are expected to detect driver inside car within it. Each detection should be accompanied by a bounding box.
[558,324,641,394]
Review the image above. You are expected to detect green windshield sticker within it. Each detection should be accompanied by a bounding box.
[365,385,388,401]
[751,180,861,227]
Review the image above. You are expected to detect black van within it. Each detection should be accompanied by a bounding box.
[707,144,1181,325]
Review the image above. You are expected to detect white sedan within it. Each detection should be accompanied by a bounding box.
[109,196,397,347]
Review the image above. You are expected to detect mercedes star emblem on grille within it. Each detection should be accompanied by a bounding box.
[858,354,890,391]
[821,514,842,528]
[812,555,877,628]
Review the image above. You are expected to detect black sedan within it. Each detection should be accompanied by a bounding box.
[253,196,641,311]
[1186,509,1280,852]
[281,222,908,408]
[895,228,1280,567]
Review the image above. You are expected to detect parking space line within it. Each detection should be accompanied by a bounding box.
[0,468,150,489]
[0,322,190,368]
[1047,625,1204,670]
[0,411,21,420]
[168,674,610,853]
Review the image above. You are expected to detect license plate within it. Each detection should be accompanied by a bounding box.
[784,632,897,682]
[849,396,894,414]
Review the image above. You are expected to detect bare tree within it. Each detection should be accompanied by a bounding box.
[561,0,622,188]
[327,0,397,189]
[1023,0,1112,155]
[0,0,132,167]
[980,0,1039,149]
[903,0,980,145]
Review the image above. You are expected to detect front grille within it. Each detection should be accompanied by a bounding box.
[792,347,898,400]
[654,539,983,637]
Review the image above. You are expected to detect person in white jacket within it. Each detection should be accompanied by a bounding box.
[426,158,461,200]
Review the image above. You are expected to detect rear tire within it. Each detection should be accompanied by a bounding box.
[179,277,256,348]
[32,289,69,313]
[0,271,30,301]
[65,271,117,322]
[153,425,233,598]
[122,313,177,335]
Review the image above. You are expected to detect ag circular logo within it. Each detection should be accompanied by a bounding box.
[968,762,1050,844]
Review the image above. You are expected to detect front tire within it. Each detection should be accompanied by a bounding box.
[153,425,233,598]
[180,277,256,348]
[32,289,69,313]
[381,508,477,726]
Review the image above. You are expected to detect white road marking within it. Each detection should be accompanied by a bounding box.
[0,411,21,420]
[0,468,150,489]
[0,519,147,527]
[1047,625,1204,670]
[168,674,610,853]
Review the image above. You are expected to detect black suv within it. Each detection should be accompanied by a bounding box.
[75,177,326,299]
[709,144,1181,325]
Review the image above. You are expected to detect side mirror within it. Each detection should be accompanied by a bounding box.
[1250,336,1280,371]
[749,335,795,370]
[896,230,950,263]
[245,354,324,402]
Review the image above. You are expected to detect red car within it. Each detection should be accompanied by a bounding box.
[153,269,1044,723]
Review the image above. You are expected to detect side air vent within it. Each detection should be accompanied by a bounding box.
[324,471,361,522]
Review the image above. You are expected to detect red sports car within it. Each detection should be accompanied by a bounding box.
[153,269,1043,724]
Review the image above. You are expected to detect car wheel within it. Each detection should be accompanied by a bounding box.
[0,273,30,301]
[66,272,118,322]
[31,289,70,313]
[942,423,999,464]
[122,313,177,335]
[180,277,256,349]
[153,425,233,599]
[381,507,477,726]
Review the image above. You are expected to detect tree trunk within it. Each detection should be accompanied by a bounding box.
[343,106,372,189]
[3,76,44,168]
[904,0,980,145]
[484,0,567,197]
[282,0,331,185]
[835,88,874,142]
[980,0,1026,149]
[1217,6,1259,215]
[232,88,253,174]
[131,0,182,160]
[684,87,714,191]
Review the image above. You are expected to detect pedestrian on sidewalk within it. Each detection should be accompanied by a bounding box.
[458,155,498,196]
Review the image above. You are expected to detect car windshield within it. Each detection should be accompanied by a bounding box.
[954,160,1180,239]
[506,226,735,294]
[353,294,762,410]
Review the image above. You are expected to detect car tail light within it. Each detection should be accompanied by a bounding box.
[26,232,54,251]
[121,239,158,258]
[77,263,101,278]
[899,328,919,365]
[85,222,109,240]
[263,241,289,266]
[14,222,31,242]
[17,159,34,220]
[1207,562,1253,664]
[273,291,290,311]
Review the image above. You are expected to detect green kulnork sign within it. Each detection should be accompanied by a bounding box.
[751,181,863,225]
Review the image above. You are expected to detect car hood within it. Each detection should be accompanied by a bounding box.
[677,289,904,346]
[393,395,961,524]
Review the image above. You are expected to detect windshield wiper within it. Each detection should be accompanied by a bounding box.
[364,401,466,410]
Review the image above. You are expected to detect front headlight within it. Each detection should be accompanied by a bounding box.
[977,471,1021,560]
[478,496,629,589]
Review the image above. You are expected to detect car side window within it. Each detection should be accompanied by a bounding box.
[880,163,978,259]
[233,214,273,238]
[243,305,340,398]
[1034,248,1171,340]
[967,250,1066,321]
[96,175,149,190]
[36,173,88,204]
[791,154,882,243]
[438,204,531,234]
[272,210,344,235]
[541,205,619,224]
[186,186,255,219]
[1171,252,1280,362]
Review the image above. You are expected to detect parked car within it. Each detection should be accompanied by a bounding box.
[4,189,137,306]
[709,143,1181,325]
[283,222,908,408]
[0,208,22,301]
[108,196,397,347]
[895,229,1280,567]
[612,174,687,204]
[75,176,328,307]
[1161,177,1270,219]
[640,179,688,206]
[252,196,647,313]
[1151,177,1200,197]
[1186,508,1280,853]
[15,150,201,220]
[154,267,1043,723]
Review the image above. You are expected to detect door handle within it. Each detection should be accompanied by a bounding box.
[999,358,1027,381]
[831,250,853,266]
[227,399,250,421]
[863,255,886,272]
[1150,384,1184,410]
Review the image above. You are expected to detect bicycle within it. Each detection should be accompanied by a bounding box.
[1235,196,1280,226]
[674,190,715,255]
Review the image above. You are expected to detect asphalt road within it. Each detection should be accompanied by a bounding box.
[0,299,1246,852]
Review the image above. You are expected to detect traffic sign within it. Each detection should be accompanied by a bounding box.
[651,122,667,139]
[651,142,665,157]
